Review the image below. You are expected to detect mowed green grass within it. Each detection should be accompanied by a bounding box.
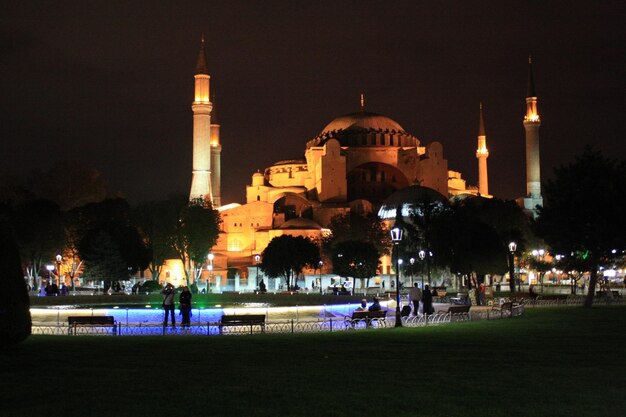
[1,307,624,417]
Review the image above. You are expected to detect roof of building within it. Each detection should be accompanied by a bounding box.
[320,111,405,134]
[307,110,420,149]
[196,35,209,75]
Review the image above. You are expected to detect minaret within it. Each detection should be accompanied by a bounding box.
[523,56,543,214]
[476,102,489,196]
[210,94,221,207]
[189,35,213,203]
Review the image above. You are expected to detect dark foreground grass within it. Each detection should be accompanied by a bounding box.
[1,307,625,417]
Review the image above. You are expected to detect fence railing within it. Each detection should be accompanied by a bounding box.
[32,296,623,337]
[31,306,522,336]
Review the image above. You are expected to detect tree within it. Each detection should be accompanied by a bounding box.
[68,198,150,287]
[331,240,381,290]
[536,147,626,307]
[79,230,129,286]
[431,208,507,288]
[260,235,320,290]
[0,222,31,347]
[168,198,221,285]
[322,211,390,258]
[12,199,64,290]
[132,195,186,282]
[450,197,533,292]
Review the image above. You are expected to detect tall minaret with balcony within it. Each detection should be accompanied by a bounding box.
[189,35,213,203]
[210,95,222,207]
[476,102,489,196]
[523,56,543,214]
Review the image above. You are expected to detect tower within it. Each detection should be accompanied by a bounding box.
[476,102,489,196]
[210,95,222,207]
[523,56,543,214]
[189,35,213,203]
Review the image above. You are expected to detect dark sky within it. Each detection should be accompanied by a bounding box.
[2,1,624,205]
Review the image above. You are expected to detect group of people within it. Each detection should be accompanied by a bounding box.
[408,283,436,316]
[38,282,69,296]
[161,283,193,328]
[355,296,382,312]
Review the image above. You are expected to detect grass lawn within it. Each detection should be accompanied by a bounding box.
[1,306,624,417]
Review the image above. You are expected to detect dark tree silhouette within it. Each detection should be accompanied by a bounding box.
[0,222,31,347]
[331,240,381,290]
[536,147,626,307]
[260,235,320,290]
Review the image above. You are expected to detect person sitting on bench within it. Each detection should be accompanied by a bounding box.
[356,299,367,312]
[368,297,382,312]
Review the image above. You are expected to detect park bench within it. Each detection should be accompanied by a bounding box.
[442,304,471,321]
[344,310,387,329]
[219,314,266,335]
[450,293,469,305]
[491,301,524,318]
[68,316,117,335]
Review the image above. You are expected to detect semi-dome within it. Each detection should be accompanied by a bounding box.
[378,185,448,220]
[279,218,322,230]
[307,110,420,149]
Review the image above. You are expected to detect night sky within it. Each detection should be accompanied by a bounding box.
[2,1,624,205]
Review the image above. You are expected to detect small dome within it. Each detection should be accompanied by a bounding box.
[279,218,322,230]
[378,185,448,220]
[320,111,405,134]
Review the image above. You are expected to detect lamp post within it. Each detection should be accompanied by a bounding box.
[418,250,425,288]
[508,241,517,293]
[318,260,323,295]
[390,226,403,328]
[55,254,62,286]
[409,257,415,287]
[254,254,261,289]
[533,249,546,292]
[207,253,214,293]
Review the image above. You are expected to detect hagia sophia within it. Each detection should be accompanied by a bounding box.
[165,38,543,291]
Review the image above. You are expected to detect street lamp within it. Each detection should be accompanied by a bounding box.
[318,260,323,295]
[418,250,425,288]
[409,257,415,287]
[508,241,517,293]
[55,254,62,286]
[207,253,214,293]
[254,254,261,289]
[390,226,403,328]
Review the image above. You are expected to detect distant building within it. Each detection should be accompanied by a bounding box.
[179,39,543,291]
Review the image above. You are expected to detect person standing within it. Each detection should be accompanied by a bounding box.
[422,284,434,315]
[161,283,176,327]
[179,286,192,329]
[408,283,422,316]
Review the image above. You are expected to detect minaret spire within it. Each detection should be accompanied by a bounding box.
[360,93,365,111]
[523,55,542,216]
[189,35,214,204]
[476,101,489,196]
[210,92,222,207]
[527,55,536,98]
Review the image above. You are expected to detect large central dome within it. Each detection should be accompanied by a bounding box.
[320,111,405,134]
[307,110,420,149]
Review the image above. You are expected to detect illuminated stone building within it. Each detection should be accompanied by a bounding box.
[210,98,482,290]
[180,42,550,292]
